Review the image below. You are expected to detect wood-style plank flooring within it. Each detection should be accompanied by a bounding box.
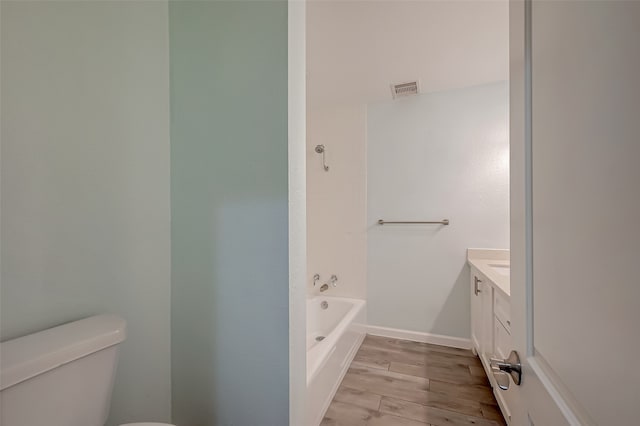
[321,335,507,426]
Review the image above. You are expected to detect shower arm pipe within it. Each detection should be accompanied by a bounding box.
[314,144,329,171]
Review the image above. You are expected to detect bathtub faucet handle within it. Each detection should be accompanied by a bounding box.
[330,275,338,287]
[313,274,320,287]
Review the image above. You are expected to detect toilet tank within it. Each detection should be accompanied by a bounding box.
[0,315,127,426]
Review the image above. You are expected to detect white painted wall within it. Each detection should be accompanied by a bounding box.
[367,82,509,339]
[0,2,171,425]
[306,104,367,298]
[307,0,509,109]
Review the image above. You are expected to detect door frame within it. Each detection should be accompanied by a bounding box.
[288,1,307,425]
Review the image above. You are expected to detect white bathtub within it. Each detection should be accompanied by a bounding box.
[306,296,366,426]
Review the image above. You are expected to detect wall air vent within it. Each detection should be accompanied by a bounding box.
[390,81,420,99]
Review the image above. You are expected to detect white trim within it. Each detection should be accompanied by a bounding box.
[364,325,472,350]
[288,0,307,425]
[529,354,595,426]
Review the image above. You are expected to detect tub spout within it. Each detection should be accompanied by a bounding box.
[319,283,329,292]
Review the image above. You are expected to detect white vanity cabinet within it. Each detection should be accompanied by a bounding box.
[468,250,513,424]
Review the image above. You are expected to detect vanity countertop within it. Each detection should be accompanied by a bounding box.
[467,248,510,297]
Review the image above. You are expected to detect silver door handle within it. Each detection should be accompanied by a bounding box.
[474,276,482,295]
[490,350,522,389]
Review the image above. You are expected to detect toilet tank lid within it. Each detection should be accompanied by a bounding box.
[0,315,126,391]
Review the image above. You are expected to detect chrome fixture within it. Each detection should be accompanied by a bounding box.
[320,301,328,310]
[314,144,329,171]
[377,219,449,225]
[319,275,337,292]
[313,273,320,287]
[490,351,522,390]
[474,276,482,296]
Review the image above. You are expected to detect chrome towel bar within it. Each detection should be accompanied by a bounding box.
[377,219,449,225]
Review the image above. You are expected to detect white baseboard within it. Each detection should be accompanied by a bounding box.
[364,325,472,350]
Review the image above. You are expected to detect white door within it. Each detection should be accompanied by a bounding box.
[508,1,640,425]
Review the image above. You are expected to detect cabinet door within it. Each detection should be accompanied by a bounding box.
[480,282,494,363]
[469,268,483,353]
[494,318,513,423]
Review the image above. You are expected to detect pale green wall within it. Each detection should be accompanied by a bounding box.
[169,1,289,425]
[0,2,172,425]
[1,2,290,425]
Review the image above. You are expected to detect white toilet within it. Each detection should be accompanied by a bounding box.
[0,315,175,426]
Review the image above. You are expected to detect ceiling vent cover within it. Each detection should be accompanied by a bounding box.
[391,81,420,99]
